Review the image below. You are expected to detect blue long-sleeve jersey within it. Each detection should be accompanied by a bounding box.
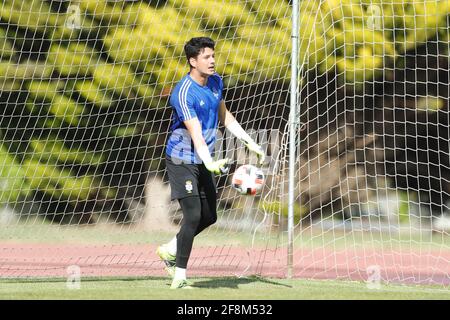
[166,73,224,164]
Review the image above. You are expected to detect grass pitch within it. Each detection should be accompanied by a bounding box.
[0,276,449,300]
[1,220,449,300]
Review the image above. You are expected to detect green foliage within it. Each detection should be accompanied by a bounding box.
[0,61,53,80]
[150,58,189,86]
[238,24,291,54]
[79,0,128,26]
[22,158,93,201]
[29,137,105,167]
[26,80,64,102]
[245,0,291,26]
[47,43,99,77]
[1,0,450,222]
[0,0,77,40]
[0,28,14,59]
[131,4,198,46]
[395,0,450,52]
[92,63,157,106]
[305,0,450,84]
[416,96,445,112]
[0,61,53,92]
[0,144,30,204]
[27,81,87,127]
[171,0,255,31]
[73,80,115,109]
[259,200,309,224]
[108,125,139,138]
[105,3,203,81]
[103,26,167,74]
[398,191,411,223]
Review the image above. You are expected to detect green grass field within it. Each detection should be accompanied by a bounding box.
[0,276,449,300]
[1,219,449,300]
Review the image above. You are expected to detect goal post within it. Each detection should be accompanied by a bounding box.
[288,0,299,280]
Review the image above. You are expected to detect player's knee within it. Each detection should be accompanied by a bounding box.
[202,215,216,228]
[191,212,203,227]
[184,207,202,228]
[179,196,202,225]
[209,215,217,226]
[200,199,217,227]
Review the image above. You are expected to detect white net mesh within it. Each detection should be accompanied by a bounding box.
[284,0,450,286]
[0,0,291,279]
[0,0,449,287]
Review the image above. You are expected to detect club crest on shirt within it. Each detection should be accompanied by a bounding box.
[212,89,219,99]
[200,100,205,106]
[185,180,193,193]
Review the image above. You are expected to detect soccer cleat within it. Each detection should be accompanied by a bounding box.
[170,279,194,289]
[156,245,176,275]
[165,266,175,278]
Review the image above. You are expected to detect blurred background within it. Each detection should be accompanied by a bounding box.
[0,0,449,283]
[1,0,449,232]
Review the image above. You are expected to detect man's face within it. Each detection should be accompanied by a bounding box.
[190,47,215,76]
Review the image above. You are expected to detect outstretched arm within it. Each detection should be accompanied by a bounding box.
[184,117,229,174]
[218,99,236,127]
[219,100,265,165]
[184,117,209,160]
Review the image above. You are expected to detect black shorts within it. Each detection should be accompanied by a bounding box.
[165,157,218,200]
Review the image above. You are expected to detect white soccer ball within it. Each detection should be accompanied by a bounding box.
[231,164,265,196]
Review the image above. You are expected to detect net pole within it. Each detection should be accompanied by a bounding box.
[287,0,299,279]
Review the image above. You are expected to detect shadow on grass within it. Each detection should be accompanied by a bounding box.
[192,275,292,289]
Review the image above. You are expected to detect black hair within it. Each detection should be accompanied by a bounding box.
[184,37,215,68]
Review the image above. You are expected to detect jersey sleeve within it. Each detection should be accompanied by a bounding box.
[171,85,197,122]
[213,73,224,100]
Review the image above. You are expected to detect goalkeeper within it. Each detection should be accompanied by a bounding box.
[157,37,265,289]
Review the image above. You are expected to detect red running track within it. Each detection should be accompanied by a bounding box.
[0,243,449,286]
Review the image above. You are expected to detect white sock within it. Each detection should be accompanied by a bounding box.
[174,267,186,280]
[166,236,177,255]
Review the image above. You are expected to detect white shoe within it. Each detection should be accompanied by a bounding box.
[156,245,176,277]
[170,278,194,289]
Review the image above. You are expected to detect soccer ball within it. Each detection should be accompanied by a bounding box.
[231,164,265,195]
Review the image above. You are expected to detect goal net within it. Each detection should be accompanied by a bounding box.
[290,0,450,286]
[0,0,449,287]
